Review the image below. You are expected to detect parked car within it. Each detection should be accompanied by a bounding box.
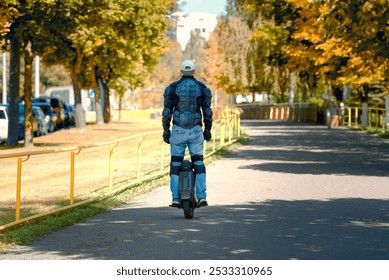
[64,103,75,127]
[68,104,75,126]
[33,97,65,129]
[0,105,8,143]
[32,101,57,132]
[32,106,48,136]
[18,104,39,140]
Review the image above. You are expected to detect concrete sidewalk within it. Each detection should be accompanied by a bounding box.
[1,120,389,260]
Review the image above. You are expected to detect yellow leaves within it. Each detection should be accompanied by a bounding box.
[287,0,306,9]
[315,37,352,59]
[292,27,322,44]
[94,37,106,48]
[251,28,270,41]
[285,46,305,58]
[40,0,56,4]
[318,2,331,18]
[0,21,11,36]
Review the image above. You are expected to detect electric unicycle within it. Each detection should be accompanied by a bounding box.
[178,160,197,219]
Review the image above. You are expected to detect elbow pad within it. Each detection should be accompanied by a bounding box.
[162,86,174,130]
[162,108,172,130]
[203,108,213,130]
[203,88,213,130]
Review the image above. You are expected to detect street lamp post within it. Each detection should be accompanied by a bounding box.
[2,53,6,104]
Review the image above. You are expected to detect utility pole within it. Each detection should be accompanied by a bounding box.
[2,53,6,104]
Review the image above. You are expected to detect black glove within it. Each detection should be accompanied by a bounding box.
[203,129,212,141]
[163,129,171,144]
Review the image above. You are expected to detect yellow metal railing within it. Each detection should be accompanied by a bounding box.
[0,107,242,231]
[344,107,387,132]
[237,103,387,133]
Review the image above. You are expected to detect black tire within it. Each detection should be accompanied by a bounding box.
[182,200,194,219]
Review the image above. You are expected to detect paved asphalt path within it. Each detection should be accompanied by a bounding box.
[1,120,389,260]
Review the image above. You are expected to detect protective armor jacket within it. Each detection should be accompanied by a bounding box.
[162,76,212,131]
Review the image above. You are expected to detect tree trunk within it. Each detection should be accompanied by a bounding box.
[385,95,389,130]
[24,45,34,147]
[7,30,21,146]
[289,72,296,105]
[102,80,111,123]
[89,59,104,124]
[118,94,123,121]
[71,49,86,129]
[361,102,368,127]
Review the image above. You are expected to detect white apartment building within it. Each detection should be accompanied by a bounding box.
[176,12,218,50]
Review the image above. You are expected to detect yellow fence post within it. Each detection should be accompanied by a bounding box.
[212,125,216,152]
[375,109,378,128]
[355,108,359,128]
[238,112,241,138]
[69,149,81,204]
[233,109,238,137]
[15,155,30,221]
[220,120,224,147]
[368,108,371,128]
[348,107,351,127]
[70,151,75,204]
[228,117,232,145]
[108,143,118,193]
[16,157,22,221]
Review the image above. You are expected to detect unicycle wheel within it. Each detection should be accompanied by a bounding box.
[182,200,194,219]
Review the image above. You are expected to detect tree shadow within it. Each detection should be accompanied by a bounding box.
[232,121,389,176]
[2,120,389,260]
[2,198,389,260]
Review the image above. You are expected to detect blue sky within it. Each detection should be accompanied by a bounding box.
[179,0,227,15]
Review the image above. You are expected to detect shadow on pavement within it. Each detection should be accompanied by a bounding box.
[3,198,388,260]
[1,120,388,261]
[233,121,389,177]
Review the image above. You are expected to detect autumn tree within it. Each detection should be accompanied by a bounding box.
[219,0,388,108]
[217,0,300,103]
[216,15,251,96]
[92,0,175,122]
[1,0,176,139]
[320,0,388,104]
[145,40,183,88]
[0,0,47,146]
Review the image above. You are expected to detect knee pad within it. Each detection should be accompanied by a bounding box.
[170,156,183,175]
[191,155,206,174]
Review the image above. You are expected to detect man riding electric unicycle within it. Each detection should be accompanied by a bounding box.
[162,60,213,218]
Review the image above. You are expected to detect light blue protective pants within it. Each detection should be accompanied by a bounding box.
[170,125,207,201]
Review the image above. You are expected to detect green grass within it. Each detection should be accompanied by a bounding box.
[0,135,248,252]
[349,125,389,139]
